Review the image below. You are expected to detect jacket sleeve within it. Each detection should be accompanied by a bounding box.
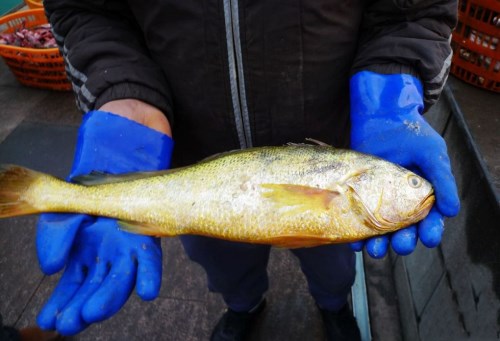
[351,0,457,109]
[44,0,174,124]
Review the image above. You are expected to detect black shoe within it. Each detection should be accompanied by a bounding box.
[210,299,266,341]
[319,304,361,341]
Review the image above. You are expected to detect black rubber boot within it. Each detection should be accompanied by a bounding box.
[210,299,266,341]
[319,304,361,341]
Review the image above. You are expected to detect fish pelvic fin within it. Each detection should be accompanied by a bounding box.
[118,220,171,237]
[262,234,335,248]
[261,184,340,211]
[0,164,41,218]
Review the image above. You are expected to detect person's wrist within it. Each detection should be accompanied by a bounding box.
[70,110,174,177]
[350,71,424,119]
[98,99,172,136]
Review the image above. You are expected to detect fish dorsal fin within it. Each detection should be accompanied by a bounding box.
[338,167,371,186]
[72,168,186,186]
[304,138,330,146]
[260,184,340,211]
[286,138,330,147]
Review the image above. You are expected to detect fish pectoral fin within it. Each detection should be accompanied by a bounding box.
[337,167,372,187]
[261,184,340,211]
[262,234,334,248]
[118,220,169,237]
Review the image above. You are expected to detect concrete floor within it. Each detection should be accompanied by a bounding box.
[0,53,498,341]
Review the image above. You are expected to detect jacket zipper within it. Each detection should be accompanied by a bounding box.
[223,0,253,149]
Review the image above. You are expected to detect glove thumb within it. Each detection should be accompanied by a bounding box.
[36,213,90,274]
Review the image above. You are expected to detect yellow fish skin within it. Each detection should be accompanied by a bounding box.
[0,145,434,248]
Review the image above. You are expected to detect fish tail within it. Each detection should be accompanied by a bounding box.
[0,164,43,218]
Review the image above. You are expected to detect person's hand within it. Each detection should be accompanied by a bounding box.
[37,216,162,334]
[349,71,460,258]
[36,109,173,335]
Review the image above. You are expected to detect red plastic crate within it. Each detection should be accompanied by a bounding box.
[24,0,43,9]
[451,0,500,92]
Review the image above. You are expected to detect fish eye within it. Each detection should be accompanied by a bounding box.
[408,175,422,188]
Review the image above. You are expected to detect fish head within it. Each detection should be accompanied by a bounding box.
[345,163,435,232]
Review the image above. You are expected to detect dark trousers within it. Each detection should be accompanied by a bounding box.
[0,314,19,341]
[180,236,356,312]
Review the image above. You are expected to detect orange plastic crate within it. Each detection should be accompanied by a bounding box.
[24,0,43,9]
[451,0,500,92]
[0,9,70,91]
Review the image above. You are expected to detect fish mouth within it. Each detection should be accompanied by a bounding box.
[352,188,436,232]
[376,191,436,230]
[409,192,435,222]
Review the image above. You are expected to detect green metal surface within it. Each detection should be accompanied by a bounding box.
[0,0,23,16]
[352,252,372,341]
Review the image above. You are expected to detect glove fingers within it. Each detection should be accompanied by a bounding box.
[350,241,365,252]
[53,261,109,336]
[36,214,93,275]
[418,207,444,248]
[136,242,163,300]
[82,257,136,323]
[416,150,460,218]
[37,261,86,330]
[390,225,417,255]
[365,236,389,258]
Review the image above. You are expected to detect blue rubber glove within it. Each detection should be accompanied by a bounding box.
[36,111,173,335]
[349,71,460,258]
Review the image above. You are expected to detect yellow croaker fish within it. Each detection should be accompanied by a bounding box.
[0,143,435,248]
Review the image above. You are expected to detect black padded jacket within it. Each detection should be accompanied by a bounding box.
[44,0,457,166]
